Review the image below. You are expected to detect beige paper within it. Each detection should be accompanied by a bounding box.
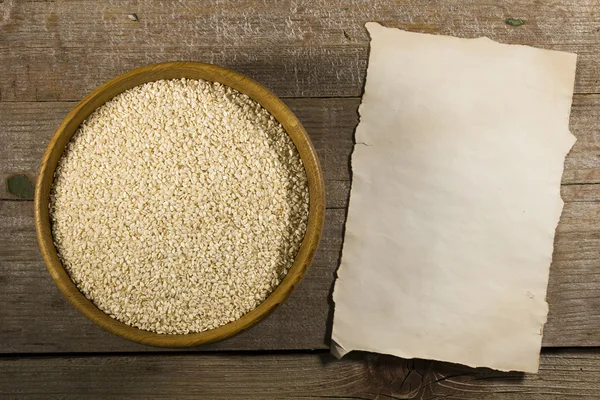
[331,22,577,373]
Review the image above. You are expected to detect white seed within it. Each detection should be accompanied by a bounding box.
[49,78,309,335]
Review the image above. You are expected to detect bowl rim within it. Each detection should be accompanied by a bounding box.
[34,61,326,347]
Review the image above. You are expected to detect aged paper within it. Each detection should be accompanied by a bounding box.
[331,22,577,373]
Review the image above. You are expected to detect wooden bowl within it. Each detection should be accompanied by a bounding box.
[34,62,325,347]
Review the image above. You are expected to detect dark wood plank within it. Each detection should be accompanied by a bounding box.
[1,95,599,201]
[1,349,600,399]
[1,0,600,100]
[1,45,597,101]
[0,200,342,353]
[0,45,368,100]
[1,183,600,352]
[563,94,600,185]
[546,199,600,347]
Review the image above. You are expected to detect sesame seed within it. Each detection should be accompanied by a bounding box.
[49,79,309,335]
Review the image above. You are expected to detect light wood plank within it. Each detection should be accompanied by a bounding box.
[2,0,599,49]
[1,95,599,201]
[1,350,600,399]
[1,183,600,352]
[1,0,600,100]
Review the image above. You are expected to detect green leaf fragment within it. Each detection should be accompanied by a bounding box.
[6,174,35,199]
[505,18,524,27]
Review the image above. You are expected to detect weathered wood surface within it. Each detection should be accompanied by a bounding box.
[1,181,600,352]
[1,95,600,351]
[2,95,600,201]
[2,0,598,48]
[2,349,600,399]
[0,99,356,200]
[1,5,600,400]
[1,0,600,100]
[0,200,342,353]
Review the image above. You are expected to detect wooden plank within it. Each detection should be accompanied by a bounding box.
[0,201,343,353]
[3,0,599,49]
[0,99,355,200]
[1,0,600,100]
[563,94,600,185]
[1,96,599,351]
[546,200,600,347]
[1,44,598,101]
[1,183,600,352]
[1,94,599,201]
[1,350,600,399]
[0,45,368,100]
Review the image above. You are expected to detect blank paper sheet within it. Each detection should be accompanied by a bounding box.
[331,22,577,373]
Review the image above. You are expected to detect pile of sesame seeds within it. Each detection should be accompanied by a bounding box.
[49,79,309,334]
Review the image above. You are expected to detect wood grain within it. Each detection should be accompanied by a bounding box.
[3,0,599,48]
[2,181,600,352]
[1,94,599,201]
[1,95,599,351]
[1,349,600,399]
[2,45,599,101]
[1,1,599,396]
[0,201,342,353]
[0,99,356,200]
[2,0,600,356]
[1,0,600,100]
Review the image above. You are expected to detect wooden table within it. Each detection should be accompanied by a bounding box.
[1,1,600,398]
